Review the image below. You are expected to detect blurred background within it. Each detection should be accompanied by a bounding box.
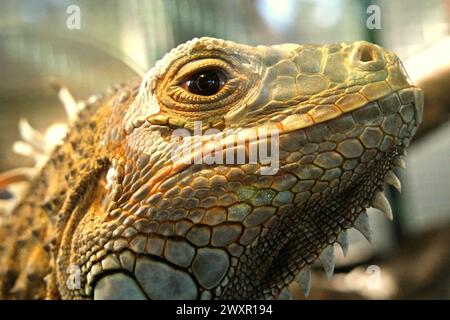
[0,0,448,299]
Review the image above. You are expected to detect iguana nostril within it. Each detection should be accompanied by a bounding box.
[359,46,375,62]
[354,44,378,64]
[351,42,385,70]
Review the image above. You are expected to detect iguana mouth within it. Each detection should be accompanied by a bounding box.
[82,86,422,300]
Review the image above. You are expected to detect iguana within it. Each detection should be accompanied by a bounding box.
[0,37,423,299]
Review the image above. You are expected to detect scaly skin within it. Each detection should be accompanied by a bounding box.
[0,37,423,299]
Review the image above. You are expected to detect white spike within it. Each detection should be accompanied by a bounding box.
[353,212,372,242]
[337,230,349,257]
[372,191,393,221]
[385,171,401,193]
[43,124,67,150]
[394,157,406,169]
[12,141,34,158]
[13,120,67,166]
[296,266,311,297]
[18,119,45,151]
[57,86,79,122]
[12,140,47,165]
[319,245,335,279]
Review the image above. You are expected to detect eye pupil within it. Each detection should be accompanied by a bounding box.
[187,70,221,96]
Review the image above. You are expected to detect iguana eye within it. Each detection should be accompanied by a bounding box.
[159,57,254,114]
[182,69,227,96]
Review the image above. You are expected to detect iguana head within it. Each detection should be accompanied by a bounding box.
[55,37,423,299]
